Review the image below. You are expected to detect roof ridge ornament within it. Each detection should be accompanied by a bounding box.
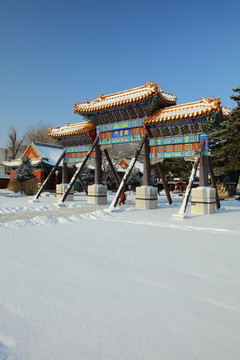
[98,93,105,100]
[74,82,176,118]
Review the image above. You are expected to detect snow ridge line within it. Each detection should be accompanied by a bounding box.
[0,208,114,229]
[0,203,133,226]
[1,207,239,236]
[100,217,240,236]
[0,204,85,215]
[0,215,86,229]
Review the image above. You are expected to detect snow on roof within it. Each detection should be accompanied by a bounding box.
[221,106,231,119]
[74,82,177,114]
[34,143,64,166]
[144,97,229,124]
[48,122,95,138]
[2,159,42,168]
[117,158,143,173]
[2,141,64,168]
[134,160,144,173]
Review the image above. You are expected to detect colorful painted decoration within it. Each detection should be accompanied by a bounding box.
[48,82,229,166]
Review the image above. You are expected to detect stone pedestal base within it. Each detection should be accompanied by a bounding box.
[87,184,107,205]
[135,186,158,210]
[56,183,74,202]
[191,187,216,215]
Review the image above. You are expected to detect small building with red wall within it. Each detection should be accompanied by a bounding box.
[2,140,63,190]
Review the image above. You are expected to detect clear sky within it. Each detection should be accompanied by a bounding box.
[0,0,239,148]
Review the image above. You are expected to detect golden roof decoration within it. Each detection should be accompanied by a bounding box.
[74,82,177,114]
[144,97,230,125]
[48,122,96,138]
[221,106,231,119]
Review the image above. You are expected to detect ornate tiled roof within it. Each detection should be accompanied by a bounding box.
[48,122,96,138]
[74,82,177,114]
[144,97,230,125]
[2,140,64,168]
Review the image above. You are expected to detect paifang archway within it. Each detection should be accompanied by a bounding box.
[45,82,230,213]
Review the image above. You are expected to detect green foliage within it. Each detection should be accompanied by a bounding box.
[81,166,95,184]
[14,156,37,182]
[152,158,192,181]
[209,87,240,181]
[102,163,118,190]
[128,169,143,189]
[75,166,95,191]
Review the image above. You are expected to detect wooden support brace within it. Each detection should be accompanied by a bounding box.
[103,149,120,187]
[199,155,209,186]
[109,134,147,209]
[62,161,69,183]
[208,156,221,210]
[60,136,99,203]
[73,165,88,195]
[94,144,102,184]
[34,150,66,200]
[178,137,206,215]
[143,139,151,186]
[156,162,172,205]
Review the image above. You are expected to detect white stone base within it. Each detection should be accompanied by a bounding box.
[54,201,67,207]
[28,198,40,203]
[172,213,189,220]
[135,186,158,210]
[191,186,216,215]
[87,184,107,205]
[56,183,74,202]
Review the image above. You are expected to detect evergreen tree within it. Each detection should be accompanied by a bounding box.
[14,156,37,182]
[210,87,240,181]
[80,166,95,185]
[152,158,192,182]
[227,87,240,173]
[128,168,143,190]
[102,163,118,190]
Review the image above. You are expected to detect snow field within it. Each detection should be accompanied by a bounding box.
[0,189,240,359]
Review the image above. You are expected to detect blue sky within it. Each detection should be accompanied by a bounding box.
[0,0,239,148]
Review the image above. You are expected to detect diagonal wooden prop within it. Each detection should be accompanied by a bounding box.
[109,134,147,210]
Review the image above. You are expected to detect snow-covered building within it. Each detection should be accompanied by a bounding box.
[117,158,143,174]
[2,140,64,189]
[0,148,9,175]
[0,148,10,188]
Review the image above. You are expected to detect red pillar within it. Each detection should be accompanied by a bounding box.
[199,155,209,186]
[143,139,151,185]
[94,144,102,184]
[62,161,69,183]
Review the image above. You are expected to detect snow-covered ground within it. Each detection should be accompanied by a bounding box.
[0,189,240,360]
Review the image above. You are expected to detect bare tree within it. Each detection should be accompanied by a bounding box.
[8,126,25,160]
[25,120,56,144]
[107,143,140,162]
